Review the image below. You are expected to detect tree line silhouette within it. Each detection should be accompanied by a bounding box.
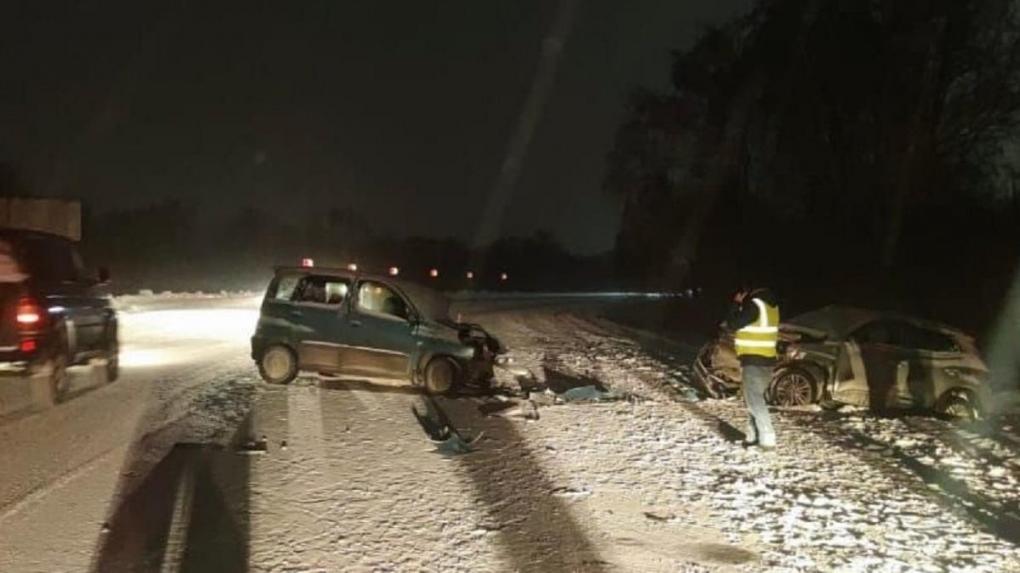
[605,0,1020,335]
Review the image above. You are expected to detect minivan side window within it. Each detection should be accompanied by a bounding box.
[273,274,301,301]
[292,275,350,306]
[357,281,410,320]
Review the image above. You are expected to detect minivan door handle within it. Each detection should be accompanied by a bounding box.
[289,310,303,318]
[349,319,362,327]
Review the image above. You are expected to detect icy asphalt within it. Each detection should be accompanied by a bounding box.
[0,296,1019,572]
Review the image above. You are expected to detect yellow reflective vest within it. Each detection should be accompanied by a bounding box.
[734,297,780,359]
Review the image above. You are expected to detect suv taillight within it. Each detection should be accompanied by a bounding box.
[15,297,44,330]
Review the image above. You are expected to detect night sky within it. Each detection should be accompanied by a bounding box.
[1,1,750,254]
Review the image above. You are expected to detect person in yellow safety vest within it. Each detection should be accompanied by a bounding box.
[726,285,780,449]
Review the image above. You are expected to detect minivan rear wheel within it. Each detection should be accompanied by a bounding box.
[259,345,298,385]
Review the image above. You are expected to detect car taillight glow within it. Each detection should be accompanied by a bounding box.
[19,339,37,353]
[16,311,40,324]
[16,298,43,328]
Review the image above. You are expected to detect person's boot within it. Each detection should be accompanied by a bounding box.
[742,425,757,447]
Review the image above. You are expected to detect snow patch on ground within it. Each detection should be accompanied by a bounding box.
[4,302,1020,572]
[476,308,1020,572]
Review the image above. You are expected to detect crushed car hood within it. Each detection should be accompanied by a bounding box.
[390,280,504,354]
[784,306,880,340]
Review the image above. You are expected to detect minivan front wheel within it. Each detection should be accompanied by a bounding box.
[259,345,297,385]
[424,357,457,395]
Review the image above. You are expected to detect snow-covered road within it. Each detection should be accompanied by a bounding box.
[0,296,260,572]
[1,297,1019,572]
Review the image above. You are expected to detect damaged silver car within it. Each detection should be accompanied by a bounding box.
[693,306,989,419]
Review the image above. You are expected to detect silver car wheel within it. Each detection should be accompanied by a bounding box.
[939,395,977,421]
[773,372,814,406]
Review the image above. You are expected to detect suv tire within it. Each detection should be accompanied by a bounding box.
[259,345,298,385]
[104,326,120,383]
[34,338,69,409]
[50,352,69,403]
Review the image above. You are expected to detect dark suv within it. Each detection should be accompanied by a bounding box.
[251,266,504,393]
[0,229,118,407]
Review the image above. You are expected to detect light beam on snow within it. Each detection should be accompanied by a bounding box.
[983,266,1020,399]
[118,307,258,367]
[121,309,258,341]
[119,348,177,368]
[472,0,580,249]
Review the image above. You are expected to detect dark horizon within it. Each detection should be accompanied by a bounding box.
[0,0,751,255]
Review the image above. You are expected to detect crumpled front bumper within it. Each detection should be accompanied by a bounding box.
[460,357,496,386]
[459,342,507,386]
[446,322,507,386]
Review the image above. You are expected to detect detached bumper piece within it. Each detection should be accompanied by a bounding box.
[692,354,739,399]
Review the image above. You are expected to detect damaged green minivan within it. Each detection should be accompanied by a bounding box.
[251,266,504,393]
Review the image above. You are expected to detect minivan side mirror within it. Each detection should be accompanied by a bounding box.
[97,266,111,284]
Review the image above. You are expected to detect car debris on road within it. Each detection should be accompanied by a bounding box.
[559,385,620,402]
